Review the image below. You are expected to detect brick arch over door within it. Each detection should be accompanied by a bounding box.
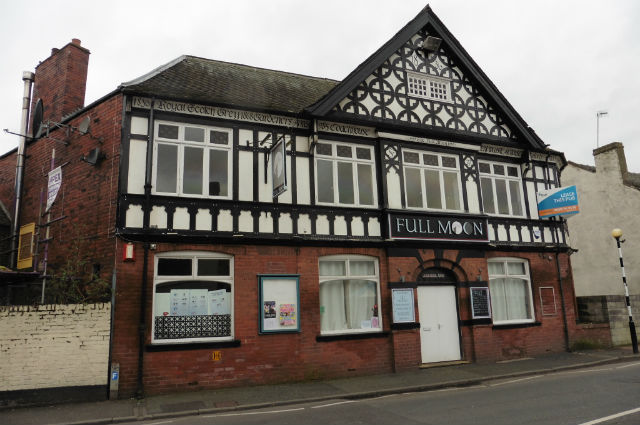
[413,257,468,284]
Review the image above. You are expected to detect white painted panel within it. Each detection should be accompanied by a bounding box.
[150,206,167,229]
[298,214,311,235]
[417,286,461,363]
[497,224,508,241]
[521,227,531,243]
[488,224,496,241]
[334,215,347,236]
[387,169,402,209]
[195,209,212,231]
[279,213,293,234]
[296,157,310,205]
[239,129,253,147]
[130,116,148,135]
[351,216,364,237]
[295,135,309,152]
[125,204,143,228]
[316,215,330,235]
[466,181,480,214]
[368,217,381,237]
[544,227,553,243]
[238,150,253,201]
[509,224,519,242]
[218,209,233,232]
[528,181,539,219]
[173,207,190,230]
[258,151,272,203]
[239,210,253,232]
[127,139,146,195]
[259,212,274,234]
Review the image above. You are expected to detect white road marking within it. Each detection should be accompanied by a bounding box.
[562,368,613,375]
[202,407,305,418]
[615,362,640,369]
[311,400,358,409]
[488,376,541,387]
[146,421,174,425]
[577,406,640,425]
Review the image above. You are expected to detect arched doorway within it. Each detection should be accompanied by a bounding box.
[417,267,461,363]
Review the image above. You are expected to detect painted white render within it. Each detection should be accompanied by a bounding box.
[563,142,640,298]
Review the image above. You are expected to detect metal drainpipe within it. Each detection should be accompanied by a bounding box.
[10,71,35,268]
[136,98,155,398]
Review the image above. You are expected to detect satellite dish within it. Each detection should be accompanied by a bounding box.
[32,99,44,138]
[78,115,91,134]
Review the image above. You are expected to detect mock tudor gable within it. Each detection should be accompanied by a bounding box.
[309,6,545,150]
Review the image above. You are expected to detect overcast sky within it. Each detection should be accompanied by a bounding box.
[1,0,638,171]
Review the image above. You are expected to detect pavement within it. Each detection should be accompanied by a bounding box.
[1,346,638,425]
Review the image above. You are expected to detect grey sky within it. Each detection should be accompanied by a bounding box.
[1,0,638,172]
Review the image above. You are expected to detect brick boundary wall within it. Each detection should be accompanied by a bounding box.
[0,303,110,393]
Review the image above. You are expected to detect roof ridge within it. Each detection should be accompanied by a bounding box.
[182,55,340,83]
[120,55,188,88]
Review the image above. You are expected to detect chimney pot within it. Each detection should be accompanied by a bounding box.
[72,38,81,46]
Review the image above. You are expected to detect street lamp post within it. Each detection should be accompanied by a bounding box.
[611,228,639,354]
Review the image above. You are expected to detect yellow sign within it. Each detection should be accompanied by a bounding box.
[17,223,35,270]
[212,351,222,362]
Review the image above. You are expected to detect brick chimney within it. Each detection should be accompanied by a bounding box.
[31,38,90,126]
[593,142,628,184]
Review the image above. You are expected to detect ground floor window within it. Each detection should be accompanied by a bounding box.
[319,255,381,334]
[488,258,534,325]
[152,252,233,343]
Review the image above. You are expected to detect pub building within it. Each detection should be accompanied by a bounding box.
[6,5,589,398]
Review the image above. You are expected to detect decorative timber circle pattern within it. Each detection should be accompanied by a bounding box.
[336,30,515,140]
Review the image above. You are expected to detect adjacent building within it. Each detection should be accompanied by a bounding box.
[0,6,598,398]
[563,142,640,346]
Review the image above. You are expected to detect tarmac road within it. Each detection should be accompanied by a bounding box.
[130,361,640,425]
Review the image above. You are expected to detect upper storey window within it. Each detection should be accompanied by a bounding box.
[152,121,233,198]
[406,71,452,103]
[479,161,524,217]
[403,149,463,212]
[315,141,377,208]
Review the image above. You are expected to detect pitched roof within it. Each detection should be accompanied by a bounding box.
[120,56,339,115]
[306,5,546,150]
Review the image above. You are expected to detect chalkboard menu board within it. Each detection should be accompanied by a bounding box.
[470,287,491,319]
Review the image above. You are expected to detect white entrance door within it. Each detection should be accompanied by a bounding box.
[417,285,461,363]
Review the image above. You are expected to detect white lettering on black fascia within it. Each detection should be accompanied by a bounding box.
[473,222,484,235]
[438,220,451,234]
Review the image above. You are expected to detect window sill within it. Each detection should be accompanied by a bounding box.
[146,339,241,351]
[391,322,420,331]
[316,331,389,342]
[492,322,541,330]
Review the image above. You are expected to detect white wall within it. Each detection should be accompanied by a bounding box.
[0,303,111,391]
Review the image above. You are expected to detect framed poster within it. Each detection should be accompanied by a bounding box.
[259,275,300,333]
[392,288,415,323]
[470,287,491,319]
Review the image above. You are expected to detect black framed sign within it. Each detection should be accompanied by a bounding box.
[258,275,300,333]
[271,139,287,198]
[387,212,489,242]
[392,288,416,323]
[470,287,491,319]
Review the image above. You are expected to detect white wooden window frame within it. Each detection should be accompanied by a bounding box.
[402,148,464,212]
[488,257,535,326]
[151,121,233,199]
[478,160,526,218]
[314,141,378,208]
[406,71,452,103]
[151,251,234,344]
[318,255,382,336]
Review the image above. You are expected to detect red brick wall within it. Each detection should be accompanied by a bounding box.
[112,243,394,397]
[16,95,121,280]
[32,39,90,125]
[0,151,16,216]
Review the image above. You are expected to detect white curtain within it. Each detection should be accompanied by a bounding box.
[320,279,377,331]
[490,277,529,321]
